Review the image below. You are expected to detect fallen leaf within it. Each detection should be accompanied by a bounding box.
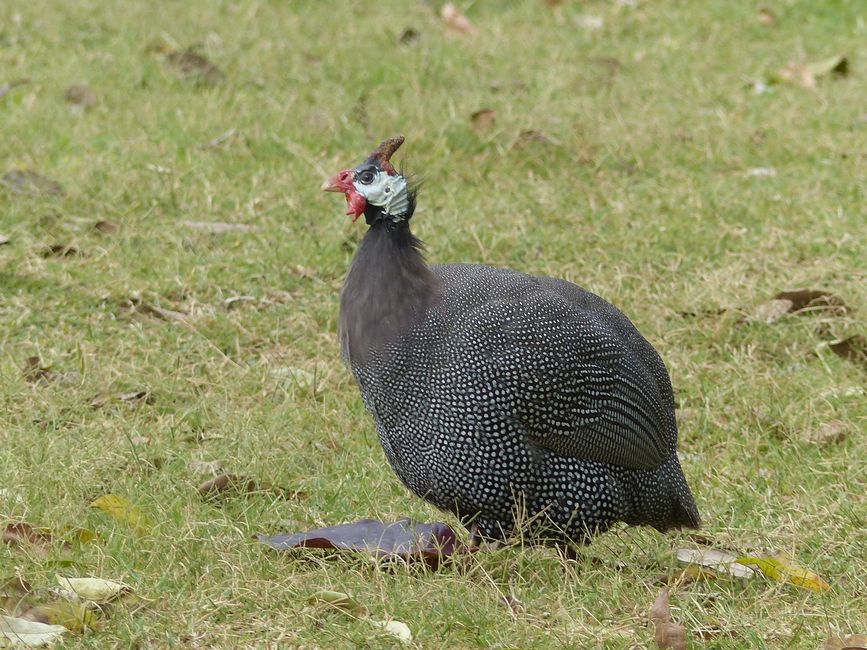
[649,588,688,650]
[179,220,254,234]
[93,220,120,234]
[90,390,152,408]
[470,109,497,132]
[197,474,294,501]
[223,295,256,309]
[398,28,419,45]
[676,547,755,579]
[22,357,52,384]
[23,601,97,633]
[307,590,367,616]
[165,48,223,83]
[136,303,187,322]
[64,84,96,109]
[802,420,849,445]
[1,171,64,197]
[0,234,9,246]
[736,550,830,592]
[749,289,849,324]
[825,634,867,650]
[655,565,720,586]
[441,3,475,35]
[0,614,66,647]
[370,619,412,644]
[200,128,237,149]
[40,244,79,258]
[55,576,129,602]
[574,14,604,31]
[2,523,62,553]
[773,55,848,89]
[90,495,150,533]
[188,458,223,476]
[746,167,776,177]
[513,130,558,148]
[757,8,775,24]
[828,335,867,369]
[259,518,459,569]
[0,78,30,101]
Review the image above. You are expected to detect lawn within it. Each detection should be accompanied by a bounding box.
[1,0,865,647]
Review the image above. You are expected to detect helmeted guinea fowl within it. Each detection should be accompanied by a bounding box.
[322,136,700,545]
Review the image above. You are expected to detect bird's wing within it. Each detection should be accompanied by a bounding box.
[452,291,671,470]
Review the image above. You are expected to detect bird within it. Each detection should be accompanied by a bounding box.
[321,136,700,547]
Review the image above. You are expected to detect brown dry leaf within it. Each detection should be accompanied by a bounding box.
[750,289,848,324]
[398,28,420,45]
[22,356,53,384]
[757,8,776,24]
[197,474,261,499]
[802,420,849,445]
[94,220,120,234]
[90,389,152,408]
[0,78,30,101]
[513,130,558,149]
[41,244,80,258]
[1,170,64,197]
[441,3,475,35]
[649,588,688,650]
[825,634,867,650]
[137,303,187,322]
[774,56,848,89]
[180,219,254,234]
[829,335,867,370]
[2,523,67,555]
[166,48,223,83]
[470,109,497,132]
[498,595,525,616]
[64,84,96,109]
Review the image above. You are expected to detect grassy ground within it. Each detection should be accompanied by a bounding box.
[2,0,865,647]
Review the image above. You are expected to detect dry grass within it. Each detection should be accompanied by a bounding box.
[1,0,865,647]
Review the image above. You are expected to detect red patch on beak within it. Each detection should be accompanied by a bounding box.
[321,170,367,221]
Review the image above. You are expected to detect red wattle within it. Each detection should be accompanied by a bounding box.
[345,190,367,221]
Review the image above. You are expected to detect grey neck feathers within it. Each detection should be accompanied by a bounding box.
[339,221,440,366]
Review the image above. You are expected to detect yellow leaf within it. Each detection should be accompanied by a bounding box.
[89,495,150,533]
[55,576,129,602]
[25,602,99,633]
[736,550,830,592]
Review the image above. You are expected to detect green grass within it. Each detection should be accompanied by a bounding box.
[1,0,865,647]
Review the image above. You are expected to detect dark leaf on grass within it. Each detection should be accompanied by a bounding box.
[94,220,120,234]
[23,356,53,383]
[513,130,558,149]
[829,335,867,369]
[774,290,849,315]
[180,219,254,234]
[2,523,69,553]
[197,474,296,501]
[470,109,497,132]
[41,244,80,258]
[258,518,458,569]
[757,8,775,25]
[166,49,223,84]
[90,390,151,408]
[398,28,420,45]
[64,84,96,109]
[1,170,64,197]
[0,78,29,101]
[649,588,688,650]
[749,289,849,324]
[825,634,867,650]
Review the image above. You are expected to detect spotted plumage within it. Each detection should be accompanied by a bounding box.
[323,137,700,544]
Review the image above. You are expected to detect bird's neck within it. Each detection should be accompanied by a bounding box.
[339,220,440,366]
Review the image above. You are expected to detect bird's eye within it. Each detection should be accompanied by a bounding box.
[358,170,376,185]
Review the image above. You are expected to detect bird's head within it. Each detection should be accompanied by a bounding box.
[321,136,414,225]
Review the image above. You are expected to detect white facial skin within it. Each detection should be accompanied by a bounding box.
[353,169,409,219]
